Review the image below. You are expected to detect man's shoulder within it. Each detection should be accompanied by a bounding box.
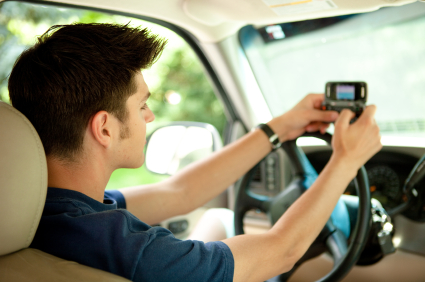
[31,187,234,282]
[39,187,159,234]
[31,188,171,277]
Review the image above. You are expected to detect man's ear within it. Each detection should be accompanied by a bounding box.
[90,111,113,148]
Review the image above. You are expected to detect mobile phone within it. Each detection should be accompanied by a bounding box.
[321,82,367,118]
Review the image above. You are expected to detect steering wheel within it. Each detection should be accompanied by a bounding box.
[234,132,371,282]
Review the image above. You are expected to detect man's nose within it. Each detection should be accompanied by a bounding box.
[146,108,155,123]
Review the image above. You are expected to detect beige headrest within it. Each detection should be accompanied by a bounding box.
[0,101,47,256]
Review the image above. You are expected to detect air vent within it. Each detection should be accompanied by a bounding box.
[252,166,262,182]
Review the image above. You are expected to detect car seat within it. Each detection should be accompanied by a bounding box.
[0,101,130,282]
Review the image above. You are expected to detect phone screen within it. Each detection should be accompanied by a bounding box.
[336,85,355,100]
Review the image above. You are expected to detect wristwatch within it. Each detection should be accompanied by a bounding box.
[256,123,281,151]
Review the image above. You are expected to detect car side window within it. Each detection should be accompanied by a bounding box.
[0,1,227,189]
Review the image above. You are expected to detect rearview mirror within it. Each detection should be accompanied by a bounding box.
[145,122,222,175]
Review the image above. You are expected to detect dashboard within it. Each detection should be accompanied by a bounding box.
[243,144,425,259]
[306,149,425,222]
[247,146,425,219]
[247,146,425,222]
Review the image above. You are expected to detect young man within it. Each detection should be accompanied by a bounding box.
[8,23,381,282]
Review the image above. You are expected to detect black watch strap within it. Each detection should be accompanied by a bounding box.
[256,123,281,151]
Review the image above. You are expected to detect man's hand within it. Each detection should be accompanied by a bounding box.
[331,105,382,173]
[268,94,338,142]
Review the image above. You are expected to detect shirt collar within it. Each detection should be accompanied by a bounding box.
[46,187,117,211]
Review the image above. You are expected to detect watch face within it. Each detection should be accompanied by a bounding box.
[270,134,279,144]
[269,134,281,150]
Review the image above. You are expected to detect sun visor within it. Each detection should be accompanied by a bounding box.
[183,0,418,27]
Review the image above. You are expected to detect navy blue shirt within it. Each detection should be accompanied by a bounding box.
[30,188,234,282]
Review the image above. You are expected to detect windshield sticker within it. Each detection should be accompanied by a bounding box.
[263,0,337,16]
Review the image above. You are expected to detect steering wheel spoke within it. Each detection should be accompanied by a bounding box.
[234,166,273,234]
[245,191,272,212]
[326,228,349,266]
[268,177,307,224]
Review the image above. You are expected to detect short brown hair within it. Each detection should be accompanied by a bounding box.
[9,23,166,161]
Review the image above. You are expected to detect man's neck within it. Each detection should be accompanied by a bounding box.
[46,155,112,202]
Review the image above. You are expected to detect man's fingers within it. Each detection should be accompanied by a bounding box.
[309,109,339,123]
[305,122,331,133]
[358,105,377,121]
[305,122,321,132]
[335,109,355,129]
[309,93,325,109]
[320,124,330,134]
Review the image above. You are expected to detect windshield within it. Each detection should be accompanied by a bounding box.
[240,2,425,139]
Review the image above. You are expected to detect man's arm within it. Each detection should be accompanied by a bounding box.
[120,94,338,225]
[223,106,382,282]
[120,94,338,224]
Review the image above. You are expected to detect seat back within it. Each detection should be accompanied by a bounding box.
[0,101,130,281]
[0,101,47,255]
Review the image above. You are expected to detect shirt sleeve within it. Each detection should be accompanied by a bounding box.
[133,227,234,282]
[104,190,127,209]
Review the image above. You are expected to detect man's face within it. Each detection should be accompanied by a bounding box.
[116,72,154,168]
